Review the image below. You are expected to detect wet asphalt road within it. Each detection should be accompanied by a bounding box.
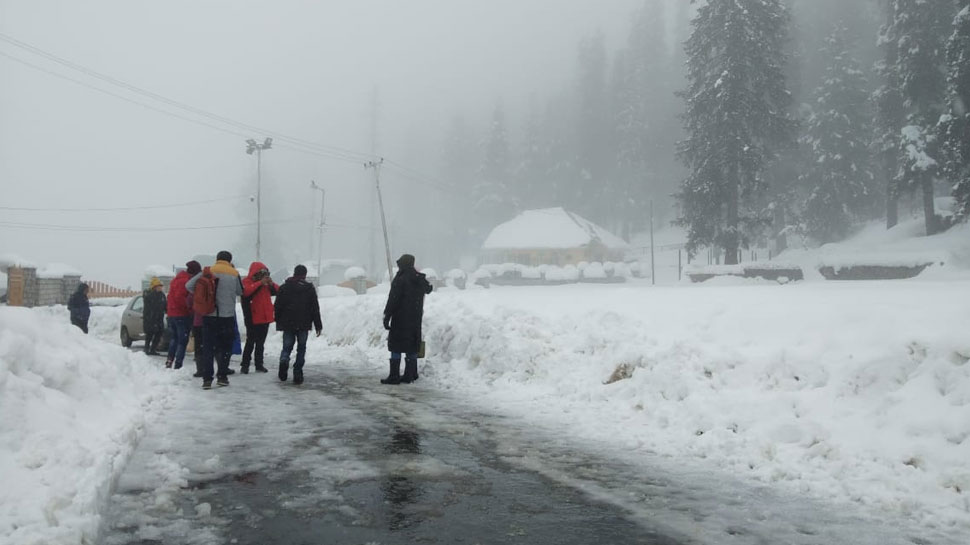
[101,360,949,545]
[101,365,680,545]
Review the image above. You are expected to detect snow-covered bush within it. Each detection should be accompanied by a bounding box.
[343,266,367,281]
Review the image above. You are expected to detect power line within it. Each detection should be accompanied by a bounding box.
[0,32,375,164]
[0,217,310,232]
[0,194,251,212]
[0,33,465,197]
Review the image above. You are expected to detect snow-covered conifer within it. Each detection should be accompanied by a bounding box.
[676,0,796,263]
[800,24,877,242]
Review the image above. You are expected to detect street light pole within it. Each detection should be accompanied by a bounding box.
[310,180,326,286]
[246,137,273,261]
[365,158,394,282]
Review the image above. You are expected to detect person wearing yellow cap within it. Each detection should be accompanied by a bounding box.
[143,277,167,355]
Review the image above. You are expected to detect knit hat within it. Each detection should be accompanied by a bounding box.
[293,265,308,279]
[216,250,233,263]
[149,277,163,289]
[185,260,202,275]
[396,254,415,269]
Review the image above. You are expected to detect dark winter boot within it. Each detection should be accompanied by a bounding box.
[165,358,173,369]
[381,359,401,385]
[401,357,419,383]
[240,363,250,374]
[255,365,269,373]
[278,363,289,382]
[293,370,304,385]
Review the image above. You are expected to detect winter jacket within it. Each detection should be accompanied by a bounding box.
[383,266,433,353]
[166,270,193,317]
[142,289,167,334]
[67,285,90,324]
[186,259,242,318]
[242,261,279,326]
[274,277,322,332]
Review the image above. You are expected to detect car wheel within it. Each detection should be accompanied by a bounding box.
[121,326,132,348]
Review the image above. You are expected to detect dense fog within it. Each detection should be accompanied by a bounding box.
[1,0,967,283]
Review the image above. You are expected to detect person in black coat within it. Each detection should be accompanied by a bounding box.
[381,254,433,385]
[274,265,322,385]
[143,277,167,355]
[67,283,91,334]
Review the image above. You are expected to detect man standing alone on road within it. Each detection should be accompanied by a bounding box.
[381,254,433,385]
[274,265,321,385]
[241,261,278,374]
[187,251,242,389]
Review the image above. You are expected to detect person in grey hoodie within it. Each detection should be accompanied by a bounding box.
[186,250,243,389]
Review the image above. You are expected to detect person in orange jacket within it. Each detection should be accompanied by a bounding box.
[241,261,278,373]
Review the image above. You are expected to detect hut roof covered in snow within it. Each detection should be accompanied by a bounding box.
[482,208,628,250]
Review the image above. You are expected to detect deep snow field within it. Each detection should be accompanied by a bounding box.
[2,221,970,544]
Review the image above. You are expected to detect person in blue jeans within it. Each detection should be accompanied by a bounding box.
[273,265,322,385]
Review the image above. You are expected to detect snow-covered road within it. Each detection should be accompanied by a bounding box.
[99,355,940,545]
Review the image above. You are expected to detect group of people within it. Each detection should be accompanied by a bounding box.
[66,250,433,390]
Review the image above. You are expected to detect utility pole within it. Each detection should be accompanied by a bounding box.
[310,180,326,286]
[369,87,380,279]
[650,199,656,286]
[245,137,273,261]
[365,158,394,282]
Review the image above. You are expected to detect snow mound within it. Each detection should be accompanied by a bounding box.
[0,307,176,544]
[321,282,970,535]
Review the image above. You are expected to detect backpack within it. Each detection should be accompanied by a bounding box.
[193,268,217,316]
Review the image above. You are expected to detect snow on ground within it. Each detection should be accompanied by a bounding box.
[4,221,970,543]
[318,279,970,539]
[0,306,177,545]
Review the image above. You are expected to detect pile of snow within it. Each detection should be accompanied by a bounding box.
[320,280,970,536]
[0,306,176,544]
[343,266,367,281]
[779,219,970,276]
[36,262,83,279]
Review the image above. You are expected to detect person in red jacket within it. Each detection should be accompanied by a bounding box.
[165,261,198,369]
[241,261,278,373]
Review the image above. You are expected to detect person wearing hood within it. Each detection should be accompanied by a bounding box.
[273,265,322,385]
[241,261,278,374]
[143,277,167,355]
[381,254,433,385]
[67,282,91,334]
[164,261,198,369]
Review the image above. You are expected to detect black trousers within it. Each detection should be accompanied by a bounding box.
[242,322,270,366]
[192,326,203,362]
[144,325,163,353]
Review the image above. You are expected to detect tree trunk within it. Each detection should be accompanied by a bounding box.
[724,169,740,266]
[922,176,938,235]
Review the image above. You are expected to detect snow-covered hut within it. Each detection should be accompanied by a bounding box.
[481,208,629,266]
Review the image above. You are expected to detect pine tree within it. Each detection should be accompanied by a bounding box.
[612,0,672,239]
[472,104,516,239]
[800,24,877,242]
[573,30,612,224]
[874,1,906,228]
[677,0,796,263]
[942,2,970,219]
[881,0,955,235]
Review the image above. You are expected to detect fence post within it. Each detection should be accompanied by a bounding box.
[678,249,682,281]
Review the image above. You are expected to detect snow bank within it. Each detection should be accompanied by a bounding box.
[320,281,970,536]
[0,306,176,544]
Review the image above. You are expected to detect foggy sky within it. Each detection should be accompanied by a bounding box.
[0,0,649,286]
